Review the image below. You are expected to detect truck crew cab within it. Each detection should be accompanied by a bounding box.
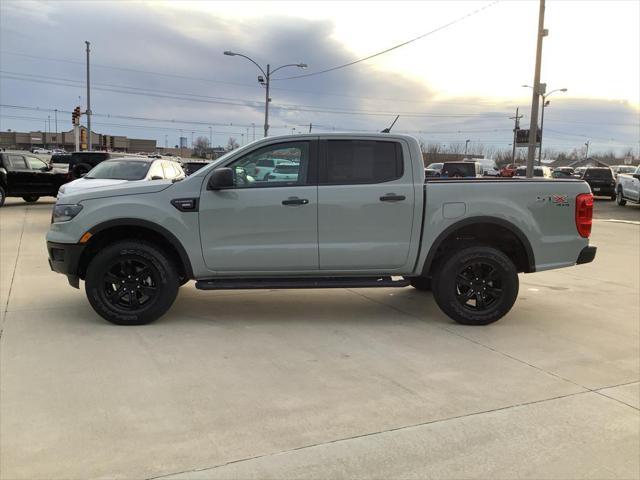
[46,134,596,326]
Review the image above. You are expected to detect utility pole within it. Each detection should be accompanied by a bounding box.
[464,139,470,156]
[510,107,523,163]
[208,126,212,148]
[584,140,590,159]
[309,123,313,133]
[526,0,546,178]
[54,109,58,148]
[264,64,270,137]
[85,41,92,151]
[252,123,255,141]
[164,134,168,148]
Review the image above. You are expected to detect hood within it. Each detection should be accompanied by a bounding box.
[57,178,174,204]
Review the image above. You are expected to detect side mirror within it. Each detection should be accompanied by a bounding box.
[633,174,640,180]
[208,167,234,190]
[150,175,163,180]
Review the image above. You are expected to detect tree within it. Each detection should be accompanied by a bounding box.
[193,136,210,158]
[226,137,240,151]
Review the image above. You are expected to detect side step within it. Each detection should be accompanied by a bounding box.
[195,276,410,290]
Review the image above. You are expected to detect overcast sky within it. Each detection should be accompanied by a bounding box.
[1,0,638,155]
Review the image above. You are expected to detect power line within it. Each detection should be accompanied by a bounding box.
[273,1,500,81]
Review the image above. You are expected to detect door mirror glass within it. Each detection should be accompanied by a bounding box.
[150,175,163,180]
[208,167,234,190]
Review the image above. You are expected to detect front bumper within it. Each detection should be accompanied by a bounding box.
[47,241,85,288]
[576,245,597,265]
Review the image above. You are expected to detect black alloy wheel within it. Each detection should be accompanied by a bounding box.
[432,246,518,325]
[102,257,159,311]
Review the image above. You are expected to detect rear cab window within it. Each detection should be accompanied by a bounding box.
[584,169,613,180]
[321,140,403,184]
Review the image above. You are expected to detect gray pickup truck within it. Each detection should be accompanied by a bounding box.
[46,133,596,326]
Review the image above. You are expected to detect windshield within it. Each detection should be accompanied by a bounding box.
[85,160,151,180]
[583,169,613,179]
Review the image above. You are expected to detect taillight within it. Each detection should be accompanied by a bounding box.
[575,193,593,238]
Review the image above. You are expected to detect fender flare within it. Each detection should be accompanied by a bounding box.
[421,216,536,276]
[87,218,194,278]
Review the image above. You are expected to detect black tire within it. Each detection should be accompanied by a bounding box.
[610,194,616,201]
[0,186,5,207]
[432,246,518,325]
[85,240,179,325]
[410,276,432,291]
[22,195,40,203]
[72,162,92,179]
[616,188,627,206]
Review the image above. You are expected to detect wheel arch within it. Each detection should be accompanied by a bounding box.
[77,218,194,281]
[421,216,536,276]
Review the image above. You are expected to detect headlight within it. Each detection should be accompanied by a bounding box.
[58,185,66,194]
[52,204,83,223]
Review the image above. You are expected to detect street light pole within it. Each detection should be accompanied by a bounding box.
[525,0,546,178]
[85,41,92,151]
[524,86,567,165]
[464,139,470,156]
[584,140,590,159]
[224,51,307,137]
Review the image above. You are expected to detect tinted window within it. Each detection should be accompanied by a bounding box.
[51,154,71,164]
[85,160,151,180]
[442,163,476,177]
[229,142,309,188]
[6,155,28,169]
[584,169,613,179]
[324,140,402,184]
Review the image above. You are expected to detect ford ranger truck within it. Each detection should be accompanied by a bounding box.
[615,165,640,206]
[46,134,596,326]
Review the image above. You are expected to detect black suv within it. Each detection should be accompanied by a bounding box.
[68,151,115,179]
[579,167,616,200]
[0,151,68,206]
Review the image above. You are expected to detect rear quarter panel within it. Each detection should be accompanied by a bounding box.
[418,179,593,273]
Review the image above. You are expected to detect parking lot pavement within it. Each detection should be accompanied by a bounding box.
[0,198,638,480]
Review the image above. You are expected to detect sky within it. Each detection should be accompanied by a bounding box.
[0,0,639,156]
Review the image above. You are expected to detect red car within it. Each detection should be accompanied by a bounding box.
[500,164,517,177]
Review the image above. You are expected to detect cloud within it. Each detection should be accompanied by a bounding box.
[1,1,638,154]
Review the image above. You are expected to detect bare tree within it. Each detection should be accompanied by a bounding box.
[226,137,240,151]
[193,136,210,158]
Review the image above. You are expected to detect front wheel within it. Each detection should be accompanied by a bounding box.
[22,195,40,203]
[85,240,179,325]
[432,246,519,325]
[616,189,627,206]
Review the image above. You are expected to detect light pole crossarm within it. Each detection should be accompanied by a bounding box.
[271,63,308,76]
[224,52,267,78]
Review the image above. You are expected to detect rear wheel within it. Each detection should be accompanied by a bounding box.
[616,188,627,206]
[22,195,39,203]
[0,186,5,207]
[432,246,518,325]
[85,240,179,325]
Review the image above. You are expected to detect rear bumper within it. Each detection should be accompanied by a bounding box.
[576,245,597,265]
[589,186,615,195]
[47,241,85,288]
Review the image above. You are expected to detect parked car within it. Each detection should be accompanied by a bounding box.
[50,153,72,174]
[553,167,574,176]
[514,166,553,178]
[266,162,300,181]
[573,167,588,178]
[610,165,637,180]
[58,158,185,199]
[425,162,443,173]
[615,165,640,206]
[67,151,142,179]
[552,170,574,179]
[475,158,500,176]
[32,147,52,154]
[47,133,596,327]
[252,157,299,180]
[579,167,616,200]
[0,151,68,206]
[500,164,518,177]
[424,168,441,178]
[441,161,483,178]
[181,160,212,176]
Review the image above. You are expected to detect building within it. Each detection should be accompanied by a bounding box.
[0,127,157,153]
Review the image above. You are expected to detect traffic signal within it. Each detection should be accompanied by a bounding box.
[72,106,81,126]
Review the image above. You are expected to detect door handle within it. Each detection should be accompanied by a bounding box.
[380,194,406,202]
[282,197,309,206]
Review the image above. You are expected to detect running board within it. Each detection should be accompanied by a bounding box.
[195,276,410,290]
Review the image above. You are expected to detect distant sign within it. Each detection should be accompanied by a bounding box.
[515,128,541,147]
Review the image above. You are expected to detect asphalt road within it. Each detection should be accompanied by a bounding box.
[0,198,638,480]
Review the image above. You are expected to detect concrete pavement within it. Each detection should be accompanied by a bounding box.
[0,198,638,480]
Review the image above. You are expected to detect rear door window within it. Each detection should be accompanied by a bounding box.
[323,140,403,184]
[6,155,28,170]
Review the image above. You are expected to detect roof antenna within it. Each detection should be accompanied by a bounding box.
[381,115,399,133]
